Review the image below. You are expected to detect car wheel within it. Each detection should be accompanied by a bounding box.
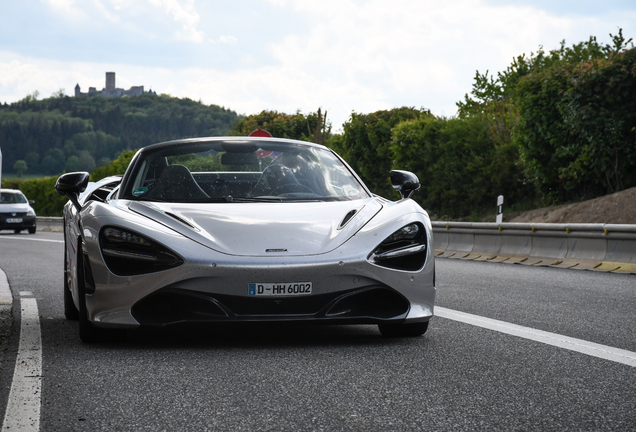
[378,321,429,337]
[13,229,21,234]
[63,239,79,320]
[28,227,36,234]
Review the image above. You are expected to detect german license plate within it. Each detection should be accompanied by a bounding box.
[248,282,312,296]
[6,218,22,223]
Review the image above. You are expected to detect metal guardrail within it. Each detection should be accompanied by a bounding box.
[432,221,636,274]
[36,217,63,232]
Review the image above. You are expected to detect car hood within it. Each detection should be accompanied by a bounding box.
[128,198,383,256]
[0,204,33,214]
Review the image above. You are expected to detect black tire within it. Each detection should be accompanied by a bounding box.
[379,321,429,338]
[13,229,21,234]
[63,239,79,320]
[28,227,36,234]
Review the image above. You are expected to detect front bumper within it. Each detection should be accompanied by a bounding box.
[79,206,436,329]
[131,285,413,326]
[0,214,36,231]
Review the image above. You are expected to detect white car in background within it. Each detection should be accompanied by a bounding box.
[0,188,37,234]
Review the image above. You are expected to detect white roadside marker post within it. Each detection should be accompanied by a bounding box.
[496,195,504,224]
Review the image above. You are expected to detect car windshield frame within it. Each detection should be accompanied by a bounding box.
[119,139,371,203]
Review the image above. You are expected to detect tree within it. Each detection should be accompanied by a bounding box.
[228,109,330,142]
[90,149,137,182]
[391,116,531,218]
[514,30,635,201]
[78,151,96,172]
[306,108,331,144]
[558,45,636,195]
[24,152,39,173]
[331,107,431,198]
[459,29,635,204]
[65,156,81,172]
[13,160,27,177]
[41,149,66,175]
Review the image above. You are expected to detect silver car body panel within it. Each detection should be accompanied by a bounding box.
[126,199,382,256]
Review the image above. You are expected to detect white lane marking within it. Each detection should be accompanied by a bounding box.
[19,291,33,297]
[2,296,42,432]
[0,269,11,305]
[436,306,636,368]
[0,236,63,243]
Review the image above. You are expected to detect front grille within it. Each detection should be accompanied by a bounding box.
[1,212,27,218]
[131,286,410,326]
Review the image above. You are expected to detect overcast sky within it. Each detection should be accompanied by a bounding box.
[1,0,635,130]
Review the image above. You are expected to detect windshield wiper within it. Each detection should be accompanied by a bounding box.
[229,196,283,203]
[232,196,326,203]
[138,197,231,203]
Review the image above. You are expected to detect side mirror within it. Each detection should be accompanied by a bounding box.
[55,172,89,211]
[29,200,35,205]
[390,170,420,200]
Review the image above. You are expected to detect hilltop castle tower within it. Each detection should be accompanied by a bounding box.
[74,72,149,98]
[105,72,116,92]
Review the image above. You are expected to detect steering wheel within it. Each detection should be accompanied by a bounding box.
[271,183,314,196]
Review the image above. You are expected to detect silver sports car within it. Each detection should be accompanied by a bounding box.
[55,137,435,342]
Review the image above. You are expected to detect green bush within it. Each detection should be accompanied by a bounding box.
[228,109,331,143]
[391,116,531,218]
[330,107,432,198]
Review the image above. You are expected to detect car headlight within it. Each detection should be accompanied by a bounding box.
[369,223,427,271]
[27,209,36,216]
[382,223,421,244]
[100,226,184,276]
[104,227,153,246]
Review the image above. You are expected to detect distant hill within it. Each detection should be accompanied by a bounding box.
[0,93,240,175]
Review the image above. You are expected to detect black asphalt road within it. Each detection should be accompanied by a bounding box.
[0,231,634,431]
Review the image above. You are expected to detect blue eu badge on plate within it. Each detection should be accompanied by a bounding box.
[248,283,256,296]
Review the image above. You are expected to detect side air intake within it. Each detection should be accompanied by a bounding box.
[338,209,358,230]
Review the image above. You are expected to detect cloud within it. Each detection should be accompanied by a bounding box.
[219,35,238,44]
[0,54,85,100]
[41,0,86,20]
[41,0,206,43]
[147,0,205,43]
[4,0,636,130]
[262,0,635,119]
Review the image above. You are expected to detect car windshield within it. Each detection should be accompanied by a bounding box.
[122,140,370,203]
[0,192,27,204]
